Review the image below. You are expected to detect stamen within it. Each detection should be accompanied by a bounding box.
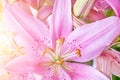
[42,48,55,61]
[42,48,55,57]
[62,51,78,60]
[42,49,47,56]
[76,49,81,57]
[62,49,81,60]
[47,47,56,57]
[48,47,55,53]
[56,39,62,57]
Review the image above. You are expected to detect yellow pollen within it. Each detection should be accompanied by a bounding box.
[56,59,64,64]
[76,49,81,57]
[56,39,61,44]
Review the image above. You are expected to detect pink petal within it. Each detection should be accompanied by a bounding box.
[8,72,37,80]
[37,63,109,80]
[16,1,33,16]
[2,4,50,55]
[42,66,71,80]
[106,49,120,77]
[94,50,113,77]
[50,0,72,48]
[87,9,105,22]
[112,60,120,77]
[93,0,111,12]
[42,66,58,80]
[5,54,49,74]
[57,67,71,80]
[0,55,15,68]
[105,0,120,17]
[94,48,120,77]
[24,0,45,10]
[37,5,53,21]
[72,0,76,5]
[66,63,109,80]
[8,72,42,80]
[64,16,120,62]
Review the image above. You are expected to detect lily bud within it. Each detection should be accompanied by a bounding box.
[73,0,95,17]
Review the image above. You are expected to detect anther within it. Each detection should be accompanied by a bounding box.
[76,49,81,57]
[48,47,55,53]
[42,49,47,56]
[61,37,65,44]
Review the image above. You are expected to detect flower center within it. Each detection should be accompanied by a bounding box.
[42,37,81,65]
[55,57,64,65]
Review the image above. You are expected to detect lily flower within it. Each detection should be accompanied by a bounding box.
[94,43,120,78]
[0,4,39,79]
[0,19,29,80]
[2,0,120,80]
[94,0,120,17]
[0,16,42,80]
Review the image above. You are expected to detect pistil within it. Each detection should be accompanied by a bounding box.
[55,37,65,57]
[62,49,81,60]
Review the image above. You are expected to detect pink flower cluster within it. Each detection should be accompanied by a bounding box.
[0,0,120,80]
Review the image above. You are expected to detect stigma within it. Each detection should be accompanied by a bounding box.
[55,59,64,65]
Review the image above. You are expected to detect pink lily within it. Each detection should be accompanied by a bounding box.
[36,5,53,24]
[94,47,120,78]
[94,43,120,77]
[2,0,120,80]
[0,17,43,80]
[94,0,120,17]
